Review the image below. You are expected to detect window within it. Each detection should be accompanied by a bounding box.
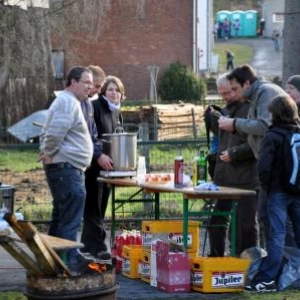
[272,13,284,23]
[51,50,64,80]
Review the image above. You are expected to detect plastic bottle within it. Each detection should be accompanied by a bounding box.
[174,155,184,188]
[197,150,207,183]
[192,156,199,186]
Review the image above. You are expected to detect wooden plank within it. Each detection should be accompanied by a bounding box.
[20,221,71,277]
[40,234,84,250]
[4,213,71,276]
[3,213,27,241]
[0,235,41,275]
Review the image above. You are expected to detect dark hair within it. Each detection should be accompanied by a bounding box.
[66,66,92,87]
[268,94,299,124]
[100,75,126,100]
[227,64,257,87]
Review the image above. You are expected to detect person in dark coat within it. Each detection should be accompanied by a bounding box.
[80,75,125,260]
[246,94,300,292]
[208,73,259,257]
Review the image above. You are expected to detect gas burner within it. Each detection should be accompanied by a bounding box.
[99,170,137,178]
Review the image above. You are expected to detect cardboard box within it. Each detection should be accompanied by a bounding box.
[150,240,158,287]
[139,247,150,283]
[191,257,250,293]
[156,240,191,293]
[141,220,199,253]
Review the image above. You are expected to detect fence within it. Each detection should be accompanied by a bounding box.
[0,127,209,223]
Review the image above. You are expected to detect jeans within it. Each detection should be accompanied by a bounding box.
[44,164,86,266]
[256,192,300,282]
[81,164,110,255]
[258,187,296,249]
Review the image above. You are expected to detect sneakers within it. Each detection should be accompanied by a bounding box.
[245,280,276,292]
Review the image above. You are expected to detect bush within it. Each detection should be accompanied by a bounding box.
[158,62,207,103]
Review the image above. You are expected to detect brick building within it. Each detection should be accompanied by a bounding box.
[50,0,212,100]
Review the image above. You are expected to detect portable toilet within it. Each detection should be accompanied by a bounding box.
[216,10,231,23]
[231,10,243,37]
[242,10,258,37]
[216,10,232,38]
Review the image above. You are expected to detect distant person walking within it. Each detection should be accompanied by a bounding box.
[225,50,234,71]
[271,30,280,51]
[258,18,265,38]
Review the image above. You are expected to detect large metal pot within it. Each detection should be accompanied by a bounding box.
[102,127,138,171]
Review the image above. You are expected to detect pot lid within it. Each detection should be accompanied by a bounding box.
[102,127,138,137]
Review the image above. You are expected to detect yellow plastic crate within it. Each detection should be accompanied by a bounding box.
[122,245,142,279]
[191,257,250,293]
[141,220,200,253]
[139,247,151,283]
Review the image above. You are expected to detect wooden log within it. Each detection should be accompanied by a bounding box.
[40,234,84,250]
[4,214,71,276]
[0,235,41,275]
[20,221,71,277]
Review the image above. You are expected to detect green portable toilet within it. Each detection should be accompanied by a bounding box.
[242,10,258,37]
[231,10,243,37]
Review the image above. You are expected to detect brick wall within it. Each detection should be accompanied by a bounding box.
[50,0,193,100]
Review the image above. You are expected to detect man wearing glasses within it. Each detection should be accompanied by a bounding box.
[39,66,93,271]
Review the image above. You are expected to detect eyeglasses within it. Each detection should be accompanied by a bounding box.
[79,80,93,87]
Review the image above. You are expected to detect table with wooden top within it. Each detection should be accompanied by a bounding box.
[97,177,160,243]
[98,177,256,256]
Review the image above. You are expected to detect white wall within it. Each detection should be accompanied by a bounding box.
[5,0,49,10]
[197,0,213,72]
[261,0,284,37]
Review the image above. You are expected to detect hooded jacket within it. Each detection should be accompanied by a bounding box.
[234,78,285,159]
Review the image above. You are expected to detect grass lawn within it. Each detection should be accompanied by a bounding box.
[214,41,254,73]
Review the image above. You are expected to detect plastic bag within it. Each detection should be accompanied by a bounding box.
[278,247,300,291]
[243,246,300,291]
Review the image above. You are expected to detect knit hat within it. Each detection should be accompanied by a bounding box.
[287,75,300,92]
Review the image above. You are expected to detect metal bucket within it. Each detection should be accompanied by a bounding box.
[102,127,138,171]
[25,270,118,300]
[0,184,15,213]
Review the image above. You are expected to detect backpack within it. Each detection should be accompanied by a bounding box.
[272,127,300,194]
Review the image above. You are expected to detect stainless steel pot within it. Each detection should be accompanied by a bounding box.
[102,127,138,171]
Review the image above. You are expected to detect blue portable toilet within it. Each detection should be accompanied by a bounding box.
[216,10,231,22]
[231,10,243,37]
[242,10,258,37]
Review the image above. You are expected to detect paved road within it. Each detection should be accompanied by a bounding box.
[219,37,283,79]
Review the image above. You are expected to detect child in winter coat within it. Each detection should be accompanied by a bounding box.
[246,94,300,292]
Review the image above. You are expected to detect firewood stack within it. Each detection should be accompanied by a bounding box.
[0,213,78,277]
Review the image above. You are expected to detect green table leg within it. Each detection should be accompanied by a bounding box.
[111,185,116,246]
[230,200,237,256]
[183,197,189,250]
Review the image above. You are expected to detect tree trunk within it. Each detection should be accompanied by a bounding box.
[282,0,300,84]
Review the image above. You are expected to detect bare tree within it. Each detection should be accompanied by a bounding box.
[282,0,300,84]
